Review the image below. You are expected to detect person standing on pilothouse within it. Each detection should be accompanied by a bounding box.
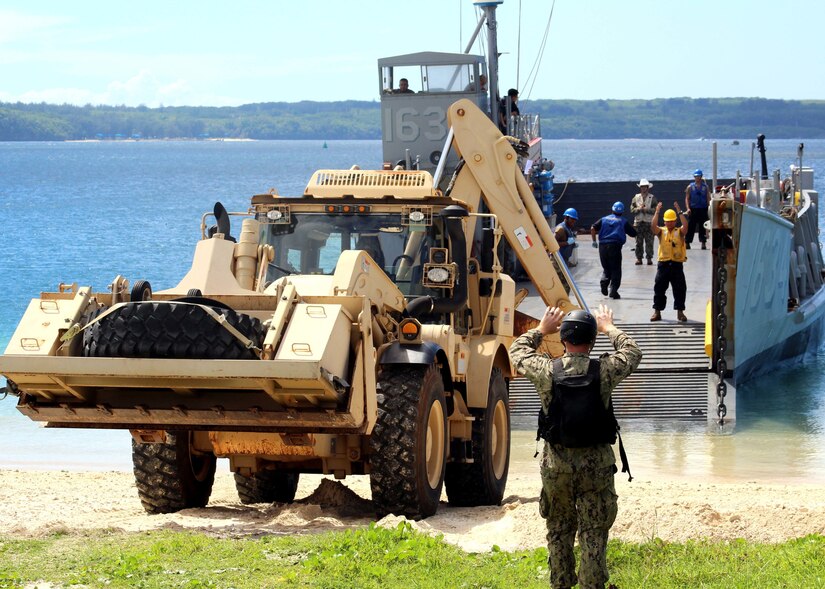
[499,88,519,133]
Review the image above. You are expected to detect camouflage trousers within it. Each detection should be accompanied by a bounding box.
[539,464,618,589]
[634,221,655,262]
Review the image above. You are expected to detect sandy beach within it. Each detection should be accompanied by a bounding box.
[2,467,823,550]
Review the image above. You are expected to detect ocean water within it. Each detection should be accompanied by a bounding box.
[1,138,824,480]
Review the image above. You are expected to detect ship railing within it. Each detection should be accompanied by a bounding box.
[789,189,823,301]
[504,113,541,144]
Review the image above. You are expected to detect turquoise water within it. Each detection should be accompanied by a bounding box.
[1,138,824,479]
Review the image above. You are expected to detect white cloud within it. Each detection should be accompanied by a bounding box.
[0,87,99,105]
[101,71,237,106]
[0,69,247,107]
[0,10,68,44]
[105,70,162,104]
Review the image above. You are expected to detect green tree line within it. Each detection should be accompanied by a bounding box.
[1,97,824,141]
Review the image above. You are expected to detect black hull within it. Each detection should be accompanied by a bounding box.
[552,179,735,228]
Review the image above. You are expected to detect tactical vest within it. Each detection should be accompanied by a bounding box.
[537,358,633,480]
[537,358,617,447]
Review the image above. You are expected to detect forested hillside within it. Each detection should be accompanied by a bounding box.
[1,98,824,141]
[532,98,825,139]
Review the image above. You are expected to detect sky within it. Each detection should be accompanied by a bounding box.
[1,0,824,108]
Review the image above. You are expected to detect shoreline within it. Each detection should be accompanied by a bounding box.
[3,421,824,485]
[1,469,823,549]
[64,137,256,143]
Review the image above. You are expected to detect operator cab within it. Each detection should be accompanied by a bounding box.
[255,205,448,299]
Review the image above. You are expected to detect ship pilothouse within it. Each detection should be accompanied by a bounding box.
[379,51,488,174]
[378,2,542,181]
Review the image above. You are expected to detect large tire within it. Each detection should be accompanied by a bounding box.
[445,368,511,506]
[369,364,447,519]
[82,301,264,359]
[130,279,152,302]
[132,432,216,514]
[234,471,300,504]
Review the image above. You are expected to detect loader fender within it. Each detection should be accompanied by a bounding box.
[465,336,514,409]
[379,341,443,366]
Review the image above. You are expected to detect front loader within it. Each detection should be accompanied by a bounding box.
[0,100,583,519]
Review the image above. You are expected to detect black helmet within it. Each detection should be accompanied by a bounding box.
[559,309,597,345]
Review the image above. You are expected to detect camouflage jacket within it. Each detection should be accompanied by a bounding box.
[509,326,642,473]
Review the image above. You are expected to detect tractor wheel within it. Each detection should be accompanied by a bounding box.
[234,471,300,504]
[445,368,511,506]
[370,364,447,519]
[132,432,216,514]
[130,279,152,302]
[82,301,263,359]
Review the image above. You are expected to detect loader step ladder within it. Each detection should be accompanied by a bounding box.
[509,322,711,421]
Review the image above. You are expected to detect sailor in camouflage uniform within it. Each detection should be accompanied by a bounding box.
[509,304,642,589]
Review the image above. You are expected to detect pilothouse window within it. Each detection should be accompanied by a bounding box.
[423,64,472,93]
[381,63,476,94]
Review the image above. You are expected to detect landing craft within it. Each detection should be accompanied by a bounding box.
[377,1,825,424]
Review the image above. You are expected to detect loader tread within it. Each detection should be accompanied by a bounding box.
[445,368,511,506]
[234,471,300,504]
[369,364,446,520]
[132,432,216,514]
[83,301,264,359]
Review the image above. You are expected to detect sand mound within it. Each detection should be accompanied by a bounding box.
[298,478,373,516]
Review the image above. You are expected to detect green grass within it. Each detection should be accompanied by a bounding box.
[0,524,823,588]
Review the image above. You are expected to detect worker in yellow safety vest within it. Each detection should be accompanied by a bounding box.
[650,202,688,322]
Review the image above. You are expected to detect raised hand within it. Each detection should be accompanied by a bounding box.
[593,304,615,333]
[538,306,565,336]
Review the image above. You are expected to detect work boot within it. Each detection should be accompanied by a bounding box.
[609,292,621,299]
[650,310,661,321]
[686,243,691,249]
[701,242,707,250]
[601,283,608,296]
[677,310,688,322]
[647,259,653,265]
[635,259,642,265]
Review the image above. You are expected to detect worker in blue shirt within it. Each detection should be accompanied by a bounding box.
[591,202,637,299]
[684,169,709,249]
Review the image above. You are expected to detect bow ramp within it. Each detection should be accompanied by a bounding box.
[509,242,713,421]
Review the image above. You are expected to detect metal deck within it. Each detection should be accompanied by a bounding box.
[510,234,713,420]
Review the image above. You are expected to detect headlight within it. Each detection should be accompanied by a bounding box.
[266,210,283,220]
[426,267,451,283]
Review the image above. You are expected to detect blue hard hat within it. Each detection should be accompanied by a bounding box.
[612,201,625,214]
[563,207,578,220]
[693,169,703,177]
